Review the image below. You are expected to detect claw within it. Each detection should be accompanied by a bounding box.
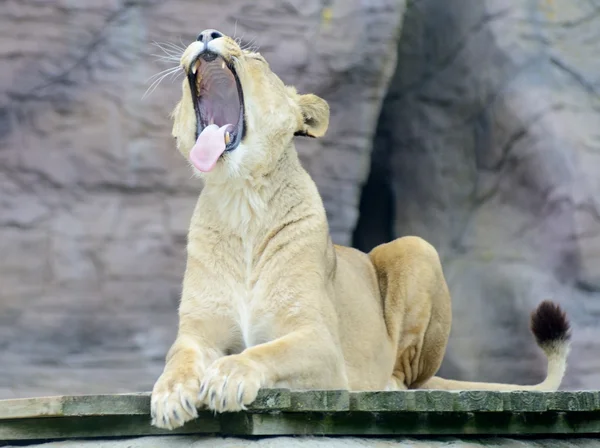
[221,377,229,395]
[210,389,216,409]
[237,383,244,405]
[183,397,196,416]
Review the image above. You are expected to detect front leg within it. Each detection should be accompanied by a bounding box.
[151,334,221,429]
[152,215,248,429]
[199,325,348,413]
[151,246,236,429]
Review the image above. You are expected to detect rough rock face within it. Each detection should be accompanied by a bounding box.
[2,0,600,398]
[355,0,600,389]
[0,0,404,397]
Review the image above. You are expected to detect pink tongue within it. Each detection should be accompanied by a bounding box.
[189,124,232,172]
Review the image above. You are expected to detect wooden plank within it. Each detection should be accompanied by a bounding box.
[63,393,151,417]
[248,388,291,410]
[3,390,600,441]
[219,411,600,437]
[0,390,287,420]
[0,393,152,420]
[4,410,600,440]
[0,396,64,420]
[3,390,600,419]
[349,390,600,413]
[290,390,350,411]
[546,391,600,411]
[0,414,220,441]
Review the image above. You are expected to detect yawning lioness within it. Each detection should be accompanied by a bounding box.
[151,29,571,430]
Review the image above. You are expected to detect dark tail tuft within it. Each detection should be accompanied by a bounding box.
[530,300,571,347]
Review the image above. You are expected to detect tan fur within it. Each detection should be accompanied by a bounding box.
[151,34,570,430]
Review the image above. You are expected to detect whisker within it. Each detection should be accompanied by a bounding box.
[142,63,185,99]
[146,65,180,82]
[143,74,172,99]
[154,41,186,53]
[151,54,181,63]
[151,47,180,60]
[151,48,181,61]
[144,72,180,96]
[240,36,259,52]
[168,68,184,81]
[154,39,185,50]
[151,51,180,58]
[151,41,179,53]
[145,71,179,88]
[151,41,184,58]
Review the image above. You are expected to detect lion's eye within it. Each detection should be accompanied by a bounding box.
[245,53,267,64]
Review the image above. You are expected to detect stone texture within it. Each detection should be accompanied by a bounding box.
[354,0,600,390]
[0,0,404,398]
[4,0,600,401]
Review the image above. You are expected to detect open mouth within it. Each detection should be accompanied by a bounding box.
[187,52,244,172]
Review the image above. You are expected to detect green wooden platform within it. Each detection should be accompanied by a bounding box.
[1,389,600,443]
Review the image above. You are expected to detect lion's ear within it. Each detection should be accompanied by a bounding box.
[294,94,329,138]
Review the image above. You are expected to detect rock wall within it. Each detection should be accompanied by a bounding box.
[2,0,600,398]
[0,0,404,397]
[355,0,600,389]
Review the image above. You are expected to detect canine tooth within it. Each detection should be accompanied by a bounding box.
[192,60,200,74]
[225,131,231,144]
[209,117,214,125]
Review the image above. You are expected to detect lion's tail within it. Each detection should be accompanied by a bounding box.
[420,300,571,392]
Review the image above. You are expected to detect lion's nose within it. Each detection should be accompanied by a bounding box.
[196,29,224,43]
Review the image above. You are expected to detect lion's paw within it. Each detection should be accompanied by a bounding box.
[151,372,201,430]
[199,355,265,413]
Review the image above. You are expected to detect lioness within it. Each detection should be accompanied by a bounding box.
[151,29,571,430]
